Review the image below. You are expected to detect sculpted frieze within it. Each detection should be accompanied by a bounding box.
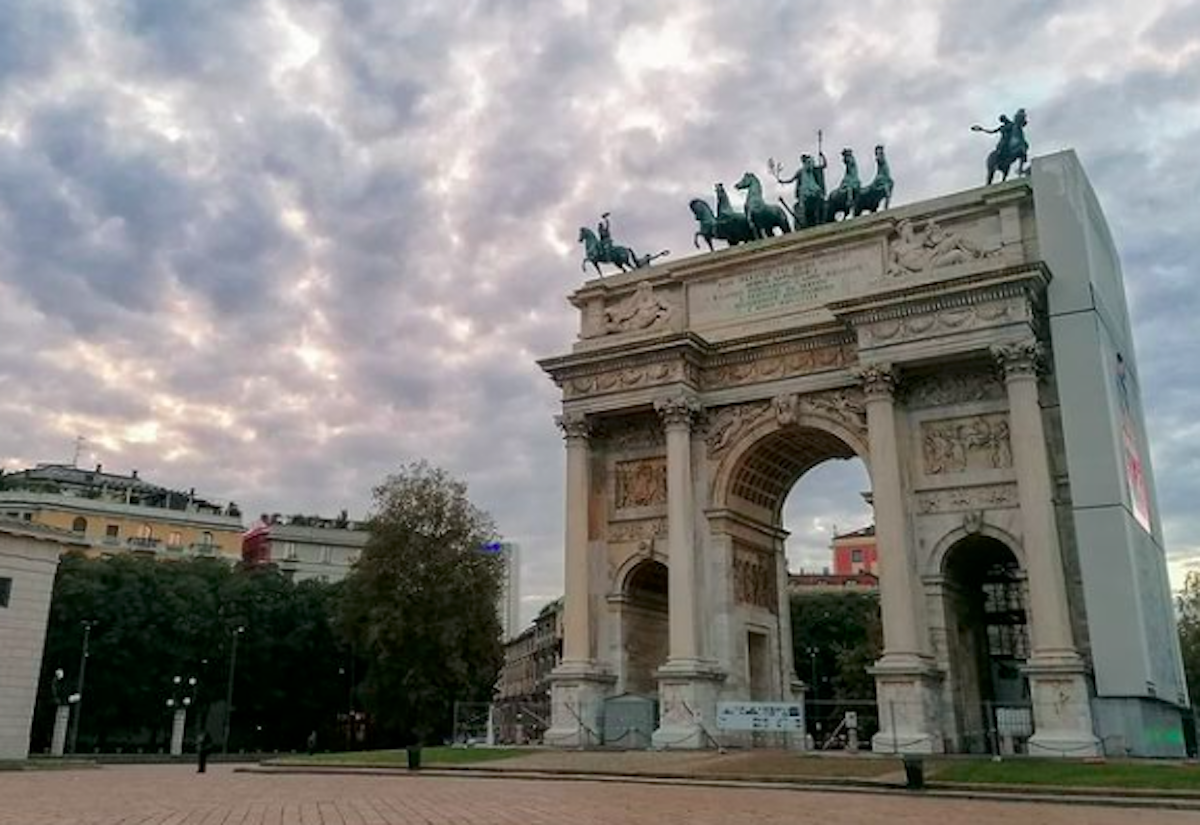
[608,518,667,544]
[922,413,1013,475]
[860,300,1018,348]
[564,360,683,399]
[705,387,868,461]
[600,415,665,452]
[902,369,1006,410]
[614,458,668,509]
[887,218,1000,279]
[602,281,678,335]
[702,341,855,390]
[733,545,777,613]
[916,483,1019,514]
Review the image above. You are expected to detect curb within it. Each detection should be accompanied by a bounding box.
[237,764,1200,811]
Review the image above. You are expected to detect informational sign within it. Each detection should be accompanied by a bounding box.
[716,702,805,732]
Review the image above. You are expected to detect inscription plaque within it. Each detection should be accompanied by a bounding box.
[690,243,884,327]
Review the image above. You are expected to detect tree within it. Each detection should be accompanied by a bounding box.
[337,462,503,746]
[1179,572,1200,700]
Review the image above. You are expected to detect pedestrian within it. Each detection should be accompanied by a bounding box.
[306,730,317,756]
[197,731,210,774]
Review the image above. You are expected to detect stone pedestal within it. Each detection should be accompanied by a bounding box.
[869,657,945,754]
[50,705,69,757]
[651,663,725,750]
[1024,658,1101,757]
[544,665,615,748]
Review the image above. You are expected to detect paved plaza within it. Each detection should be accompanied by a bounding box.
[0,765,1196,825]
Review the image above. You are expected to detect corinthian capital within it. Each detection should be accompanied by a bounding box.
[853,363,898,401]
[991,340,1043,379]
[654,395,700,430]
[555,412,591,442]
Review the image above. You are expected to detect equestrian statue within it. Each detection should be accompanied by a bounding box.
[824,147,861,222]
[690,182,755,251]
[853,144,893,216]
[579,212,668,277]
[972,108,1030,184]
[770,132,829,230]
[734,172,791,239]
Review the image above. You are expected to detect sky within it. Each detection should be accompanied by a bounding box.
[1,0,1199,625]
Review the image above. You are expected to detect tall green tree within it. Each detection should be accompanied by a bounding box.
[1179,572,1200,700]
[338,462,503,746]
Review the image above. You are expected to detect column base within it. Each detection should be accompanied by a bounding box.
[1024,656,1101,758]
[651,660,726,750]
[869,655,945,754]
[544,662,615,749]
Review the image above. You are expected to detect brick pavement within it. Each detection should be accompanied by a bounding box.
[0,764,1196,825]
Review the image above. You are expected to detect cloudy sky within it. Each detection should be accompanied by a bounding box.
[1,0,1198,623]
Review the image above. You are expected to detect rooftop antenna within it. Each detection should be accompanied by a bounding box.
[71,435,86,468]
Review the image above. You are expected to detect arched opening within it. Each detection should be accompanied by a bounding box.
[71,516,88,534]
[622,559,668,696]
[715,420,878,745]
[942,535,1030,753]
[782,457,880,745]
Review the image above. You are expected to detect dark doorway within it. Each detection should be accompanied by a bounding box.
[943,536,1030,753]
[623,560,669,696]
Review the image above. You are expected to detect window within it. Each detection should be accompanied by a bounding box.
[851,549,863,563]
[71,516,88,533]
[200,531,213,547]
[0,577,11,608]
[105,524,119,539]
[282,542,298,561]
[137,524,152,539]
[320,545,333,564]
[167,531,183,548]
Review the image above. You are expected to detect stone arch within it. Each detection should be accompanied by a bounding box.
[612,542,668,598]
[710,406,870,522]
[929,522,1026,579]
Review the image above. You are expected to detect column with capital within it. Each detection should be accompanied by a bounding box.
[858,363,944,754]
[545,412,613,748]
[651,395,725,749]
[992,341,1100,757]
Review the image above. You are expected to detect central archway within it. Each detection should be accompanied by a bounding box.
[707,415,872,718]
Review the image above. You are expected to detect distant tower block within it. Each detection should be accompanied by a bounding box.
[498,542,522,640]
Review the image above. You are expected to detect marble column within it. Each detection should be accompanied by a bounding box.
[652,395,724,749]
[858,363,944,754]
[657,395,701,665]
[992,341,1100,756]
[546,412,613,748]
[558,412,593,666]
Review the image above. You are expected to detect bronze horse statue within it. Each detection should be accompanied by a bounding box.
[854,145,894,216]
[690,183,756,250]
[825,148,861,222]
[578,227,667,276]
[735,172,791,239]
[973,108,1030,184]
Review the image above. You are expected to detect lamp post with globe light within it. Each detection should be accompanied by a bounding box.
[166,675,198,757]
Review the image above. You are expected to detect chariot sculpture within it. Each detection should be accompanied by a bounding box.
[579,212,669,276]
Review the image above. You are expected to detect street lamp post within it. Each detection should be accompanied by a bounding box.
[222,626,244,754]
[67,620,96,754]
[805,645,819,745]
[166,675,198,757]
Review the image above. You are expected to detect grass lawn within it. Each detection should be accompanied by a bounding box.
[273,747,533,767]
[932,759,1200,791]
[0,759,96,771]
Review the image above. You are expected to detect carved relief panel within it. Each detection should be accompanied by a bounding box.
[614,458,667,509]
[921,413,1013,475]
[733,544,778,614]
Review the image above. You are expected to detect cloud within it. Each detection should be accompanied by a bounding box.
[1,0,1199,627]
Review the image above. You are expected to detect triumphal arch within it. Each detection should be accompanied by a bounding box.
[539,152,1189,756]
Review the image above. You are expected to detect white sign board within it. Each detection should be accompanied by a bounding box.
[716,702,805,732]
